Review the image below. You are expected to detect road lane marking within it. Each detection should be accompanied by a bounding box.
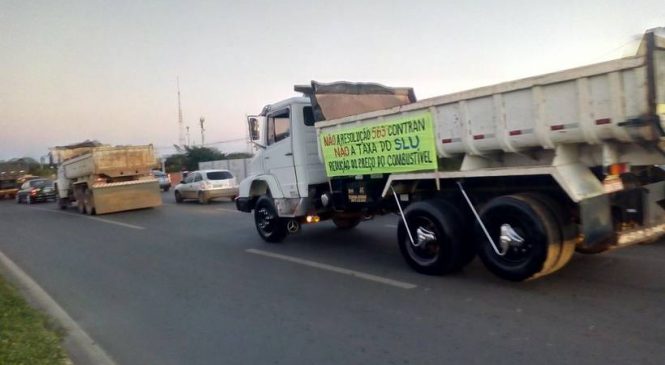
[246,248,417,289]
[86,216,145,230]
[0,250,118,365]
[31,207,145,230]
[216,208,243,214]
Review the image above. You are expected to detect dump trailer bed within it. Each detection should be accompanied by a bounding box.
[53,144,162,215]
[316,32,665,168]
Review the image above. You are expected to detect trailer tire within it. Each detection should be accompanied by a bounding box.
[84,189,96,215]
[254,195,287,243]
[475,195,561,281]
[397,199,467,275]
[332,217,361,229]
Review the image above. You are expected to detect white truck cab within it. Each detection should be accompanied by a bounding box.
[236,97,328,221]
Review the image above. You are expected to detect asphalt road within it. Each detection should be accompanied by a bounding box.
[1,193,665,365]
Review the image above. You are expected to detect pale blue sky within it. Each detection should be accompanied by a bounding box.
[1,0,663,159]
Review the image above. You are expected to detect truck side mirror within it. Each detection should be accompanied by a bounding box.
[248,117,261,141]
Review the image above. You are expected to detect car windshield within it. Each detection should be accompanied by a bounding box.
[206,171,232,180]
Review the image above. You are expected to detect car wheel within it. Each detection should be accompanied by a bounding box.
[15,194,21,204]
[26,195,32,205]
[174,191,183,203]
[254,196,288,243]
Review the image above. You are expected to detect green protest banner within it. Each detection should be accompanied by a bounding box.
[319,112,438,177]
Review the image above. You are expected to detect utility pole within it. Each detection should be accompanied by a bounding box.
[186,126,190,147]
[199,116,205,146]
[177,77,185,147]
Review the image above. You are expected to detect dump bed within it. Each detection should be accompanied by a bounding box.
[316,31,665,177]
[59,145,157,179]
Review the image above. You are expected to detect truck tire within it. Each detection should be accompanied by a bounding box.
[397,199,468,275]
[254,196,287,243]
[475,194,562,281]
[175,191,183,203]
[58,198,68,210]
[519,193,576,276]
[332,217,361,229]
[84,189,96,215]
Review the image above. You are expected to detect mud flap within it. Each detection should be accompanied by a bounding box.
[91,180,162,214]
[578,194,615,252]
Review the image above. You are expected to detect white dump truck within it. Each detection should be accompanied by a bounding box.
[52,142,162,215]
[236,29,665,281]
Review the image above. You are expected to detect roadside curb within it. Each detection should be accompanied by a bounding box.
[0,250,117,365]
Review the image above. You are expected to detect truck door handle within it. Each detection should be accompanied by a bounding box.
[285,152,293,156]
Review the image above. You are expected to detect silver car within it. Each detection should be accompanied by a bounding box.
[174,169,239,204]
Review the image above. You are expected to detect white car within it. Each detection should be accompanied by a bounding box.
[174,169,239,204]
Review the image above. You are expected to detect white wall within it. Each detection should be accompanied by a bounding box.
[199,158,251,182]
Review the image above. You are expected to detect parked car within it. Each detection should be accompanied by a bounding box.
[174,169,238,204]
[152,170,172,192]
[15,179,56,204]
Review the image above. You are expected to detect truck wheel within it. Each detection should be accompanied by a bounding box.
[84,189,96,215]
[58,198,68,210]
[198,192,208,204]
[254,196,287,243]
[519,193,576,276]
[77,199,87,214]
[175,191,183,203]
[397,199,467,275]
[475,194,562,281]
[332,217,361,229]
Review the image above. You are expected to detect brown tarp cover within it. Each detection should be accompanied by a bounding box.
[295,81,416,122]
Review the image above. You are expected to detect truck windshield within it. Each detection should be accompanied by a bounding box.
[207,171,232,180]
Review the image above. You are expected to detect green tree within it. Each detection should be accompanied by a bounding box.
[164,146,228,172]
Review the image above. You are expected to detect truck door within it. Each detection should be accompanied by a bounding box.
[264,108,299,198]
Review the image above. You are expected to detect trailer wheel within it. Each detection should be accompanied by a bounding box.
[84,189,96,215]
[254,195,287,243]
[397,199,467,275]
[174,191,183,203]
[475,195,562,281]
[332,217,361,229]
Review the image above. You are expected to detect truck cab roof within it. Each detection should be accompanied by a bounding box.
[261,97,310,116]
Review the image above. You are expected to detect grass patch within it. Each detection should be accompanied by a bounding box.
[0,275,68,365]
